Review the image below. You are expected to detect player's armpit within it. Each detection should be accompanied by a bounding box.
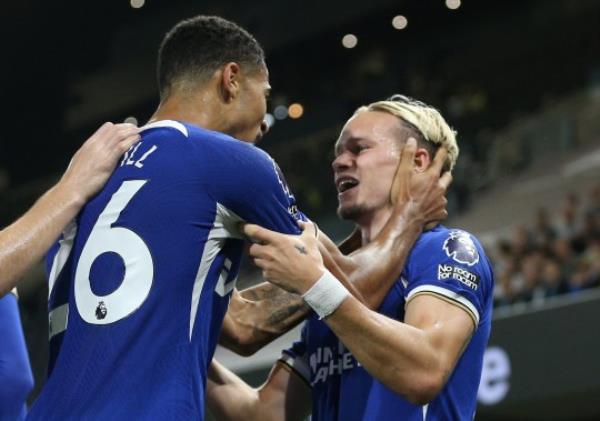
[404,293,475,384]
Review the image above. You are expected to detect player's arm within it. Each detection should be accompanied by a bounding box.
[219,284,309,356]
[242,224,476,404]
[323,293,474,404]
[206,359,311,421]
[0,123,140,297]
[219,234,370,356]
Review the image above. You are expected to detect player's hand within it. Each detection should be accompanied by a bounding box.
[59,122,141,203]
[243,221,325,295]
[390,138,452,225]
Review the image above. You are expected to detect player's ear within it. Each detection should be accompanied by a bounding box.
[220,62,241,102]
[413,148,431,173]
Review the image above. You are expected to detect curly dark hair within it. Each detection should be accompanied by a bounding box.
[157,15,265,99]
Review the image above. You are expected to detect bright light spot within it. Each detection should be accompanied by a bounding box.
[392,15,408,30]
[342,34,358,49]
[124,116,138,125]
[445,0,461,10]
[130,0,145,9]
[273,105,288,120]
[264,113,275,128]
[288,103,304,119]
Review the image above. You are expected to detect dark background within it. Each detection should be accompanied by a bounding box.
[2,0,600,418]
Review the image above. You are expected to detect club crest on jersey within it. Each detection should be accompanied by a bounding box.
[443,230,479,266]
[95,301,107,320]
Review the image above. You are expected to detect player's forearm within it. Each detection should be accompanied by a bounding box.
[207,360,261,421]
[220,284,310,355]
[324,297,444,404]
[319,206,422,310]
[208,360,308,421]
[0,182,84,296]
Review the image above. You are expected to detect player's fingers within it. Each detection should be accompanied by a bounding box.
[117,133,142,155]
[390,137,417,202]
[248,242,270,259]
[113,122,139,131]
[253,257,270,271]
[242,223,278,244]
[431,147,449,173]
[97,121,115,134]
[113,127,141,144]
[439,171,453,190]
[87,122,114,143]
[400,137,417,168]
[316,228,338,254]
[298,220,319,239]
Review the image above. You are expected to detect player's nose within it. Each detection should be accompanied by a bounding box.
[332,151,352,172]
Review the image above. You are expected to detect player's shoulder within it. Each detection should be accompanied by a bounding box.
[185,123,276,167]
[413,225,488,267]
[141,120,269,157]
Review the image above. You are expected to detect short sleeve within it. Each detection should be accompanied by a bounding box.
[206,140,306,236]
[279,324,311,386]
[404,229,493,326]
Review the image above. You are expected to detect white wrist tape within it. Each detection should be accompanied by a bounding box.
[302,270,350,319]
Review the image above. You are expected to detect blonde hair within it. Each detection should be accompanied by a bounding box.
[358,94,459,171]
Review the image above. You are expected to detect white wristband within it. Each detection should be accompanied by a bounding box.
[302,269,350,319]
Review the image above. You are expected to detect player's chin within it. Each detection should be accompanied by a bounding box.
[337,203,365,221]
[242,127,264,144]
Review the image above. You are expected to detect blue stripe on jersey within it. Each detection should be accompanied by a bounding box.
[31,121,304,420]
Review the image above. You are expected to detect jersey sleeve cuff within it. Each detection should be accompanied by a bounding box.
[406,285,480,327]
[279,351,311,387]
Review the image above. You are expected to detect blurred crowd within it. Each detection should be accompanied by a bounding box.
[492,183,600,308]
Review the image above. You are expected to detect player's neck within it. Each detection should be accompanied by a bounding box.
[148,92,225,133]
[358,208,439,245]
[358,206,393,245]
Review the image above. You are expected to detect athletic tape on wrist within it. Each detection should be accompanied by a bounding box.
[302,269,349,319]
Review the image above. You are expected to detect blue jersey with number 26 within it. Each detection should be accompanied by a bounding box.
[29,120,302,420]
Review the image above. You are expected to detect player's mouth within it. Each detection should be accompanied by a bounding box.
[335,176,359,196]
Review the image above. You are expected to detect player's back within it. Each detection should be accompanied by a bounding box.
[30,121,301,420]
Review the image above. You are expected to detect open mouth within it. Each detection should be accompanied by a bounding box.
[336,176,359,193]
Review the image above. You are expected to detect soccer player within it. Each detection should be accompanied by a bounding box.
[30,17,451,420]
[206,96,494,420]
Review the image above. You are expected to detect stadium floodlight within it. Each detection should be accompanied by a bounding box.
[342,34,358,49]
[392,15,408,30]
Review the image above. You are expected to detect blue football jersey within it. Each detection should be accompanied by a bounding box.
[30,120,303,420]
[281,225,494,421]
[0,292,34,421]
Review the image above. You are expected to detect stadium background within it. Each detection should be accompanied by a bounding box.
[2,0,599,419]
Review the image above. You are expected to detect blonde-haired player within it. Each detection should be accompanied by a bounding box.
[207,95,493,421]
